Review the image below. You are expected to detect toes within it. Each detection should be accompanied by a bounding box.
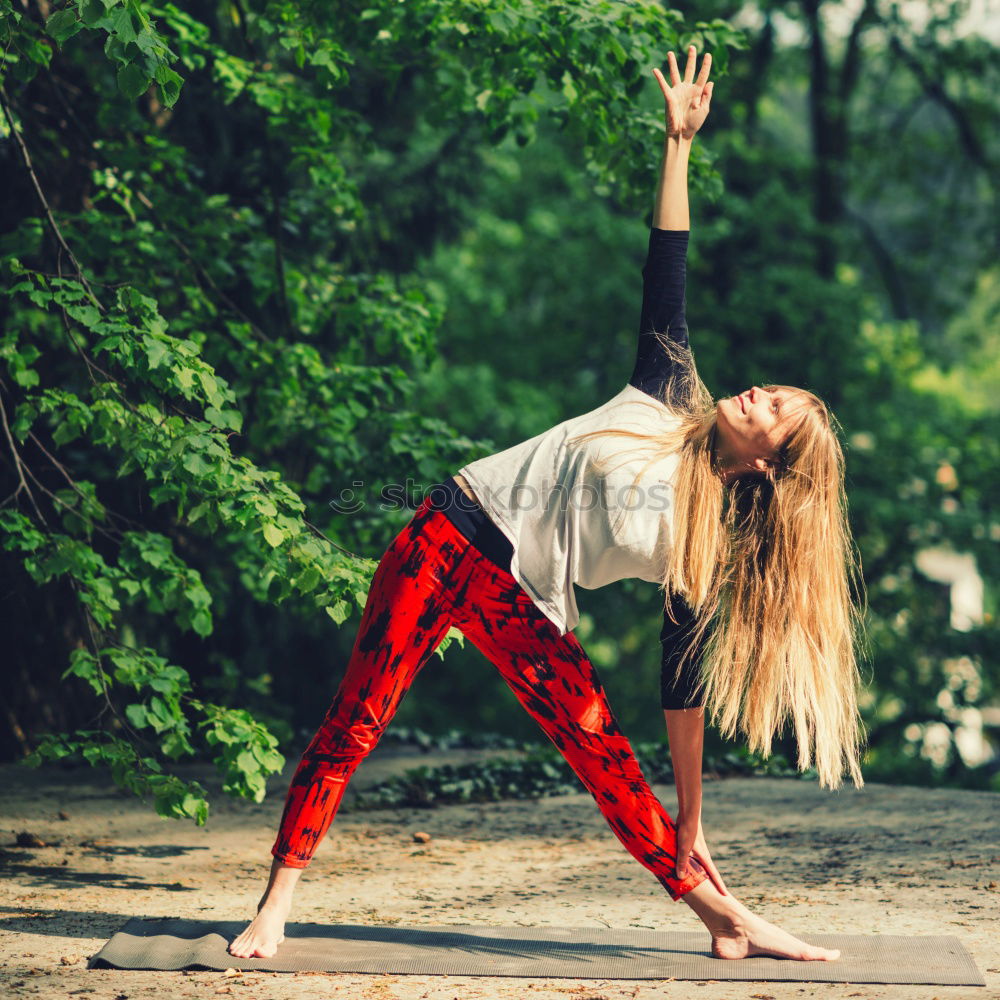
[804,946,839,961]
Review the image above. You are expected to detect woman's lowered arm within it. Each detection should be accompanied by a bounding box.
[666,705,729,896]
[663,706,705,828]
[661,595,728,895]
[665,705,704,820]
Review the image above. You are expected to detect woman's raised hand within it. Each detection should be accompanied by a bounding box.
[653,45,714,140]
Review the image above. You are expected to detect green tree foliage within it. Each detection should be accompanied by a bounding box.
[407,3,999,784]
[0,0,996,829]
[0,0,748,820]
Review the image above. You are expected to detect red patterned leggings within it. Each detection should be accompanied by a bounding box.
[270,496,708,901]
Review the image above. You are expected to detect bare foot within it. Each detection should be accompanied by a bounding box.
[228,858,304,959]
[228,894,290,959]
[684,883,839,962]
[709,905,840,961]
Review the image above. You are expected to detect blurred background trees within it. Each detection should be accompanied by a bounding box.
[1,0,996,820]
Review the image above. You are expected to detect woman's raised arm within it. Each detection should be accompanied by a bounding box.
[629,47,714,401]
[651,47,713,230]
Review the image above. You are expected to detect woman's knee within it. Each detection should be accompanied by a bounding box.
[307,703,389,761]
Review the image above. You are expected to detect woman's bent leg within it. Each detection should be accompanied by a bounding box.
[449,552,840,961]
[450,561,709,902]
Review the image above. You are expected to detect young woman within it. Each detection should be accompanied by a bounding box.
[230,46,866,963]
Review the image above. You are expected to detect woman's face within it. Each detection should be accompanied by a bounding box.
[715,385,808,475]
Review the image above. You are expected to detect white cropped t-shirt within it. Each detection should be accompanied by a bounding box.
[458,384,683,635]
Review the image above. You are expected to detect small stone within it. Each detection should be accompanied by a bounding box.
[412,831,432,844]
[15,831,46,848]
[59,954,83,965]
[58,810,71,820]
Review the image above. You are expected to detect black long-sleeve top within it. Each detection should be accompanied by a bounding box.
[630,228,707,710]
[428,227,705,710]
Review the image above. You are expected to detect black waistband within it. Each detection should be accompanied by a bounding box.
[426,477,514,572]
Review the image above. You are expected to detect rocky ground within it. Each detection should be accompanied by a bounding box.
[1,745,997,1000]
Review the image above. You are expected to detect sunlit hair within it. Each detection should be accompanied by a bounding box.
[569,334,869,790]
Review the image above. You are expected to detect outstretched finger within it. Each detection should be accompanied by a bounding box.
[683,44,697,83]
[695,51,712,88]
[675,844,692,880]
[652,66,670,100]
[666,50,681,87]
[695,849,729,896]
[708,862,729,896]
[653,69,679,132]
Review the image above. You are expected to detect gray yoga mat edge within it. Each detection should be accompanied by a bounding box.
[87,917,986,986]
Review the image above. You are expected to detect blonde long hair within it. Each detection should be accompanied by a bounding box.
[571,334,868,789]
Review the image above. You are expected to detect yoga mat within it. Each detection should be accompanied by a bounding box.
[87,917,986,985]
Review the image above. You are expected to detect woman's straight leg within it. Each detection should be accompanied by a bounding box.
[231,500,473,958]
[451,553,710,901]
[269,499,464,868]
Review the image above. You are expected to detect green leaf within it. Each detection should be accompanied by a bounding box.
[560,71,577,104]
[133,27,158,55]
[608,35,627,65]
[80,0,107,26]
[325,600,350,624]
[117,63,151,99]
[65,303,102,326]
[154,63,184,108]
[191,610,212,636]
[262,523,285,547]
[125,703,148,728]
[145,336,168,369]
[181,451,211,476]
[46,9,84,44]
[106,4,138,44]
[12,367,39,388]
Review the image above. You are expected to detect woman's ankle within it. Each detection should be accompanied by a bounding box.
[265,858,304,897]
[680,879,746,928]
[257,886,294,915]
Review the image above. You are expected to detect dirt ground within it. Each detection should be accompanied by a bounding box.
[1,745,997,1000]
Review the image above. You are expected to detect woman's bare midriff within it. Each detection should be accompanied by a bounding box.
[452,474,479,506]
